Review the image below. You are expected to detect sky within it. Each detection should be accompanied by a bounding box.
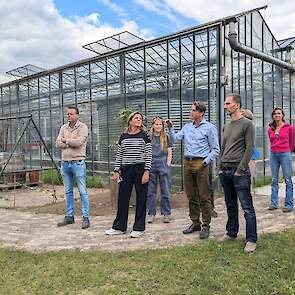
[1,0,295,84]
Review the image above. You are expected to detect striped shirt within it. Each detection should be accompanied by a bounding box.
[114,130,152,172]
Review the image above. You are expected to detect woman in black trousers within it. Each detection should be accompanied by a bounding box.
[105,111,152,238]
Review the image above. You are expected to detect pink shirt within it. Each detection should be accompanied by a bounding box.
[268,123,294,153]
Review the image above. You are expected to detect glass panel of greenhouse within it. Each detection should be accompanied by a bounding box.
[1,6,294,190]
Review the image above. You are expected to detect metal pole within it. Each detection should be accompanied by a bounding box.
[0,117,31,176]
[30,118,61,175]
[0,115,32,121]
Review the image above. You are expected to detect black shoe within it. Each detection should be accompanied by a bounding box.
[182,223,201,234]
[81,217,90,229]
[211,209,218,218]
[199,225,210,239]
[57,216,75,227]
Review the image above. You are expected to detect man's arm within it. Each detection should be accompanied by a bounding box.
[56,126,67,149]
[237,121,254,174]
[167,124,185,144]
[203,125,220,166]
[66,125,88,147]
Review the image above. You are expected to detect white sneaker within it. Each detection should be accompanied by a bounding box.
[105,228,126,235]
[147,215,155,223]
[163,215,171,223]
[244,241,256,253]
[130,230,144,238]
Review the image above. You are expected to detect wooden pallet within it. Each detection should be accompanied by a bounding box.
[0,181,42,191]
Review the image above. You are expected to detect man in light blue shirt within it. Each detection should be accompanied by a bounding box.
[167,101,220,239]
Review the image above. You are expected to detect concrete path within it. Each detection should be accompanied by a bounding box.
[0,184,294,252]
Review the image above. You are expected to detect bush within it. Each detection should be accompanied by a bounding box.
[42,170,63,185]
[86,175,104,188]
[42,170,104,188]
[253,175,272,187]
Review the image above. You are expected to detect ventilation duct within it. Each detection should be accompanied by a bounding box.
[228,18,295,72]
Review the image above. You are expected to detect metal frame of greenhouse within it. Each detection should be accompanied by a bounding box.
[1,5,295,189]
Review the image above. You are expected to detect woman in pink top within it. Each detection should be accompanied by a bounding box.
[268,107,294,212]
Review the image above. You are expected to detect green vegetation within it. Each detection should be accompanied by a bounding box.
[86,175,104,188]
[117,107,132,127]
[42,170,103,188]
[41,169,62,185]
[1,229,295,294]
[253,176,273,188]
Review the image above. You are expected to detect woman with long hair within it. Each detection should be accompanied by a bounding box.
[147,116,173,223]
[105,111,152,238]
[268,107,294,212]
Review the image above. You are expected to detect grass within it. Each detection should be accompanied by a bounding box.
[1,229,295,294]
[42,170,103,188]
[253,176,272,188]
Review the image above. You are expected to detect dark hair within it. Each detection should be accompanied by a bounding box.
[68,106,79,114]
[192,101,206,113]
[226,93,242,107]
[269,107,285,130]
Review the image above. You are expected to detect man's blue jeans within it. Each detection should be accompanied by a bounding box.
[219,168,257,243]
[61,160,89,218]
[270,151,293,209]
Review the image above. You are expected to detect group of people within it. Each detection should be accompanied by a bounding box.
[55,93,294,254]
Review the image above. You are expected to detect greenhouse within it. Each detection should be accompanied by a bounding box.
[1,5,295,189]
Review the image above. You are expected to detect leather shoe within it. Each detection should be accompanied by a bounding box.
[199,225,210,239]
[57,216,75,227]
[81,217,90,229]
[182,223,201,234]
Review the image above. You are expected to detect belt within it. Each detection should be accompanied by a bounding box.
[221,166,235,171]
[64,160,83,164]
[185,156,205,161]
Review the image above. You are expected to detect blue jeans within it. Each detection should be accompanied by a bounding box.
[61,160,89,218]
[270,152,293,209]
[219,168,257,243]
[147,160,171,216]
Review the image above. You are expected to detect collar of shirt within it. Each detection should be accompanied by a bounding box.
[192,117,206,128]
[66,120,81,130]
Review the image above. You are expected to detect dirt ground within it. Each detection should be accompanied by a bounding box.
[0,184,188,216]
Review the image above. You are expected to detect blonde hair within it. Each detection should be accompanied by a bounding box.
[126,111,145,131]
[150,116,168,151]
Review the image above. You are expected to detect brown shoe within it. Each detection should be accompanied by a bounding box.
[182,223,201,234]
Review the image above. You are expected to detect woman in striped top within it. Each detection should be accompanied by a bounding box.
[105,111,152,238]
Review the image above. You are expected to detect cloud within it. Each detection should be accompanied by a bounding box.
[162,0,295,40]
[98,0,128,17]
[133,0,187,30]
[0,0,151,84]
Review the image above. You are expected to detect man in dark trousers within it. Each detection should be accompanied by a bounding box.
[219,93,257,253]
